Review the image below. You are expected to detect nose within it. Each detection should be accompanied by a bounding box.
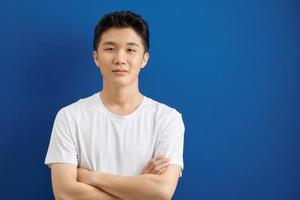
[113,50,126,65]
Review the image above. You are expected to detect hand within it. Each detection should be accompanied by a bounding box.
[77,167,94,185]
[142,155,169,175]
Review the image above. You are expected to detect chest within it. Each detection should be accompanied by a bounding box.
[73,116,159,173]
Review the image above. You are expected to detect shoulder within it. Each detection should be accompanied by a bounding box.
[146,96,182,117]
[144,96,183,127]
[56,92,99,120]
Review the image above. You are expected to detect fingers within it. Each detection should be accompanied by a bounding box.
[156,166,168,175]
[150,162,169,175]
[146,155,165,172]
[147,155,169,174]
[144,155,163,172]
[142,155,170,175]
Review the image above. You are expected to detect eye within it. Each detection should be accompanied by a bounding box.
[104,47,115,52]
[127,48,137,53]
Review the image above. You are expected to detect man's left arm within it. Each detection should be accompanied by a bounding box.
[77,164,181,200]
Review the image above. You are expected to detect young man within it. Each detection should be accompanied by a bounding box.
[45,11,185,200]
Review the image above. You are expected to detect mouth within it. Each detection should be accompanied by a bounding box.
[112,69,128,72]
[112,69,129,76]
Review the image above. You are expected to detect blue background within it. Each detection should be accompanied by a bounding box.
[1,0,300,199]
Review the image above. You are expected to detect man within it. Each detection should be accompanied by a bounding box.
[45,11,185,200]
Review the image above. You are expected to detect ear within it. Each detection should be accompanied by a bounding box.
[93,50,100,68]
[141,52,149,69]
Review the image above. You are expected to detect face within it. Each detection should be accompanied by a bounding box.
[93,28,149,87]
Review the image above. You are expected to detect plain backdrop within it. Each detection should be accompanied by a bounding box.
[1,0,300,199]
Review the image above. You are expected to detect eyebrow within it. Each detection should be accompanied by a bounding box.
[102,41,140,47]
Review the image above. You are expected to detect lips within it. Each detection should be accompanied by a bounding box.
[112,69,128,72]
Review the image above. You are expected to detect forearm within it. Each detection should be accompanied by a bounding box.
[55,180,121,200]
[89,173,169,200]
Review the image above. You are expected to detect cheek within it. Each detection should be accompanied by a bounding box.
[129,56,144,68]
[97,55,111,69]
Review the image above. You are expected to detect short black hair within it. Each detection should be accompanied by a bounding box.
[93,11,150,52]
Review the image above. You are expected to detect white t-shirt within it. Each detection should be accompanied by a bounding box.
[45,92,185,176]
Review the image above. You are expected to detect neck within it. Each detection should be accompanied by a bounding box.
[100,79,144,114]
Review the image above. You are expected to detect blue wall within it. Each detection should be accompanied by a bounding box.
[1,0,299,199]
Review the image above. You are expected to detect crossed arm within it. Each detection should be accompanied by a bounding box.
[51,156,181,200]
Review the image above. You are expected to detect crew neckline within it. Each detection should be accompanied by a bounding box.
[96,92,147,121]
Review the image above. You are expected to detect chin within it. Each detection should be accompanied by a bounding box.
[111,79,131,86]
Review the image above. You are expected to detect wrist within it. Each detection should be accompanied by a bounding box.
[90,171,100,186]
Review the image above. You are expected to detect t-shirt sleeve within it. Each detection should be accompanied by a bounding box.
[154,113,185,176]
[44,108,78,168]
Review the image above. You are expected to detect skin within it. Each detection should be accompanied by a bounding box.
[51,156,170,200]
[142,155,170,175]
[51,27,181,200]
[93,27,149,115]
[76,162,181,200]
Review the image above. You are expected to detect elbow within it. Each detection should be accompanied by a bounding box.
[142,175,175,200]
[54,194,65,200]
[154,183,174,200]
[53,187,75,200]
[159,189,173,200]
[142,191,171,200]
[54,191,71,200]
[53,188,64,200]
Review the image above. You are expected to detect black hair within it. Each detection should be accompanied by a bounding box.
[93,11,149,52]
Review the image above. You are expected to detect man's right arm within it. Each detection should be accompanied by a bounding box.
[51,163,121,200]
